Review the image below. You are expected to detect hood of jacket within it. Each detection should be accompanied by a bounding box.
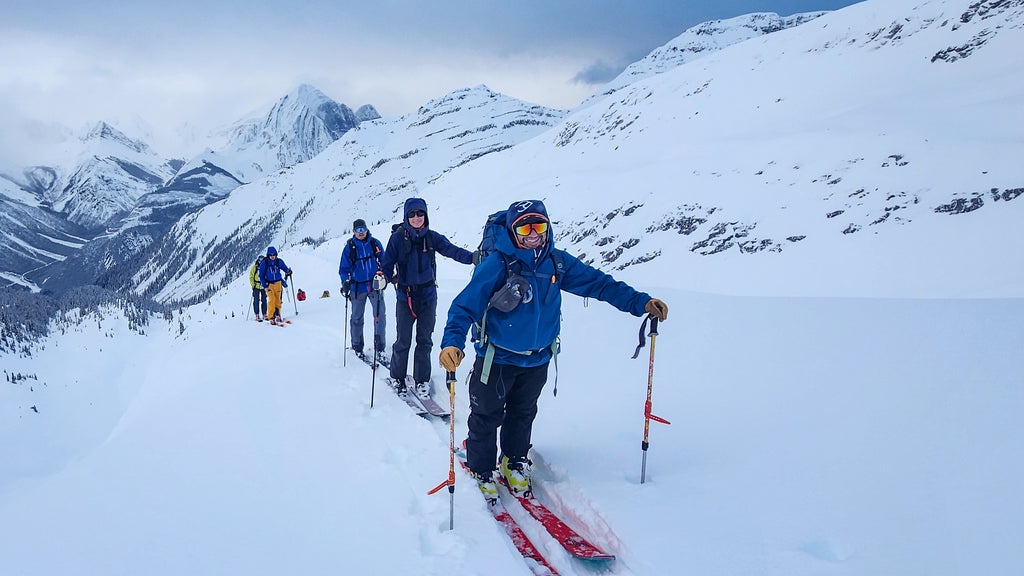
[402,197,429,236]
[498,200,553,265]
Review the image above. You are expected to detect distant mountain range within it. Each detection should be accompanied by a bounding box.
[2,0,1021,305]
[0,85,378,293]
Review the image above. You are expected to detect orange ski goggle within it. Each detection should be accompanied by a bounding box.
[513,221,548,236]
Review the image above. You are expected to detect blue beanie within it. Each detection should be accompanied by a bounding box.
[267,246,278,256]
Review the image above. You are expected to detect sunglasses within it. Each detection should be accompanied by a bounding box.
[354,227,367,233]
[408,210,426,218]
[514,221,549,236]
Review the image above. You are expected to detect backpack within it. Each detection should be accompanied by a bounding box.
[471,210,565,388]
[296,289,306,301]
[390,223,436,287]
[472,209,565,285]
[474,210,508,265]
[347,237,382,265]
[250,256,266,287]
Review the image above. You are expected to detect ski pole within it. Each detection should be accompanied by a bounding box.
[343,290,349,367]
[632,314,670,484]
[428,370,458,530]
[370,289,381,408]
[290,276,298,315]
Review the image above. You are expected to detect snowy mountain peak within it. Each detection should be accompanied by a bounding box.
[356,104,381,123]
[81,121,150,154]
[588,11,828,103]
[289,83,332,105]
[221,84,376,174]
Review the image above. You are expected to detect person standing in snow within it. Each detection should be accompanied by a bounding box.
[380,198,473,398]
[339,218,387,361]
[439,199,668,499]
[259,246,293,325]
[248,255,268,321]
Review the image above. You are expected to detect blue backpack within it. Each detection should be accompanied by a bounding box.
[474,209,564,279]
[472,209,566,388]
[473,210,507,265]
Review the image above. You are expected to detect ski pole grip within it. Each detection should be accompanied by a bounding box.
[446,371,456,391]
[649,316,659,336]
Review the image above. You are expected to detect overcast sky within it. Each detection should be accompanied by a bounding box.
[0,1,862,165]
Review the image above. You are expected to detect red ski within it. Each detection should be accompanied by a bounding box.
[496,476,615,562]
[485,493,559,576]
[457,449,558,575]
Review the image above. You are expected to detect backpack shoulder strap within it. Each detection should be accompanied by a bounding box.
[550,250,565,283]
[347,239,357,262]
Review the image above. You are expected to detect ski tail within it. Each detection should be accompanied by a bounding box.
[456,446,559,575]
[496,475,615,561]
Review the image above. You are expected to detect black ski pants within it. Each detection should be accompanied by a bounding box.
[390,295,436,383]
[465,355,549,475]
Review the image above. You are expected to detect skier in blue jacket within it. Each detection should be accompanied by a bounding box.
[380,198,474,397]
[439,199,668,498]
[258,246,293,325]
[339,218,387,361]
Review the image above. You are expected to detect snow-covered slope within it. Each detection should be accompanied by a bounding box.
[0,194,90,292]
[116,0,1024,305]
[0,122,178,291]
[47,122,178,230]
[130,85,566,305]
[2,241,1021,576]
[3,1,1024,575]
[586,11,829,104]
[427,0,1024,297]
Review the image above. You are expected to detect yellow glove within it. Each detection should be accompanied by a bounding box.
[645,298,668,321]
[439,346,465,372]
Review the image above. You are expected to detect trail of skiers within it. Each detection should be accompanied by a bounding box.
[250,196,668,500]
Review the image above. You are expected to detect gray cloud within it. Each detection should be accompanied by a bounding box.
[572,61,626,86]
[0,1,863,165]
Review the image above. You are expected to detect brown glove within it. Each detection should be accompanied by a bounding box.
[645,298,668,321]
[439,346,465,372]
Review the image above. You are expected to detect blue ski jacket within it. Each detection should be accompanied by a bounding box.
[442,200,651,368]
[259,255,291,286]
[339,234,384,294]
[380,198,473,302]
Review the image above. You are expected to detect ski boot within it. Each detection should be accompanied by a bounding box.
[499,454,532,496]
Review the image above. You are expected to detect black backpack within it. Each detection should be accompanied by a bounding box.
[347,237,382,265]
[390,223,436,287]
